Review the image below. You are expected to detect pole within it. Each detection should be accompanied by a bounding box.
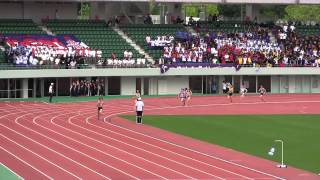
[275,139,287,168]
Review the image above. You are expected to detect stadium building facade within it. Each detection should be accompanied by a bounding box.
[1,68,320,98]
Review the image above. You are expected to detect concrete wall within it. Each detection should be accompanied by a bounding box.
[120,77,136,95]
[271,75,319,93]
[157,76,189,95]
[149,77,158,95]
[0,2,24,19]
[24,2,78,22]
[311,76,320,93]
[3,67,320,79]
[0,2,78,21]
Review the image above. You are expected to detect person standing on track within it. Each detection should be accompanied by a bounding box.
[258,85,267,102]
[222,81,227,94]
[135,97,144,124]
[178,88,186,106]
[186,88,192,106]
[240,85,248,99]
[227,84,234,103]
[97,96,104,120]
[48,83,54,103]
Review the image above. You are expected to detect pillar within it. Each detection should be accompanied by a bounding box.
[104,77,108,96]
[141,78,144,95]
[56,78,58,97]
[21,78,28,98]
[40,79,44,97]
[245,4,253,21]
[33,78,37,98]
[218,76,225,94]
[288,76,296,93]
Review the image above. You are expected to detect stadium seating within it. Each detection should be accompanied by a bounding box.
[296,25,320,35]
[43,20,142,59]
[121,24,186,59]
[0,19,44,35]
[0,50,5,64]
[0,19,45,64]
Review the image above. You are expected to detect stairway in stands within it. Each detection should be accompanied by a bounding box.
[43,20,144,59]
[112,27,154,63]
[120,24,186,61]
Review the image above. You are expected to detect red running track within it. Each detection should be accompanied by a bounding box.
[1,94,320,180]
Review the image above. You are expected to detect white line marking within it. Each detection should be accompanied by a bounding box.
[18,111,135,179]
[6,99,318,180]
[0,162,24,180]
[35,111,168,180]
[0,145,53,180]
[0,134,81,179]
[100,100,307,180]
[86,114,252,180]
[80,114,225,179]
[0,108,112,180]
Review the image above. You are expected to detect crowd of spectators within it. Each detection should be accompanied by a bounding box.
[155,22,320,67]
[146,35,174,48]
[96,50,147,67]
[70,79,105,97]
[5,45,102,67]
[275,23,320,66]
[3,35,102,67]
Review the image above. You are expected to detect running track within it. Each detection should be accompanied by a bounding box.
[1,94,320,180]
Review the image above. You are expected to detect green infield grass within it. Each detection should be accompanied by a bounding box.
[0,163,22,180]
[122,115,320,174]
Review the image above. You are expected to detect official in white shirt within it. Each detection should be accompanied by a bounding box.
[48,83,54,103]
[135,97,144,124]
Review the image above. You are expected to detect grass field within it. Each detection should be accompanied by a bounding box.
[123,115,320,174]
[0,163,21,180]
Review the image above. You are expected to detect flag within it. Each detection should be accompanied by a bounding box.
[160,64,169,74]
[235,64,241,71]
[268,146,275,156]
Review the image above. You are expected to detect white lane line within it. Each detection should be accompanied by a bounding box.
[0,106,110,179]
[0,121,110,180]
[0,107,112,180]
[0,134,81,179]
[100,101,303,180]
[35,111,168,180]
[15,111,135,180]
[81,114,228,179]
[63,110,195,179]
[0,145,53,180]
[7,99,314,180]
[86,114,253,180]
[0,162,24,180]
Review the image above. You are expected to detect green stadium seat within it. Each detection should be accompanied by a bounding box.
[43,20,141,59]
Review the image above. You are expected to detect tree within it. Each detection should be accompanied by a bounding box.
[285,5,320,22]
[206,4,219,16]
[182,4,200,17]
[182,4,219,17]
[79,3,91,20]
[149,0,160,15]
